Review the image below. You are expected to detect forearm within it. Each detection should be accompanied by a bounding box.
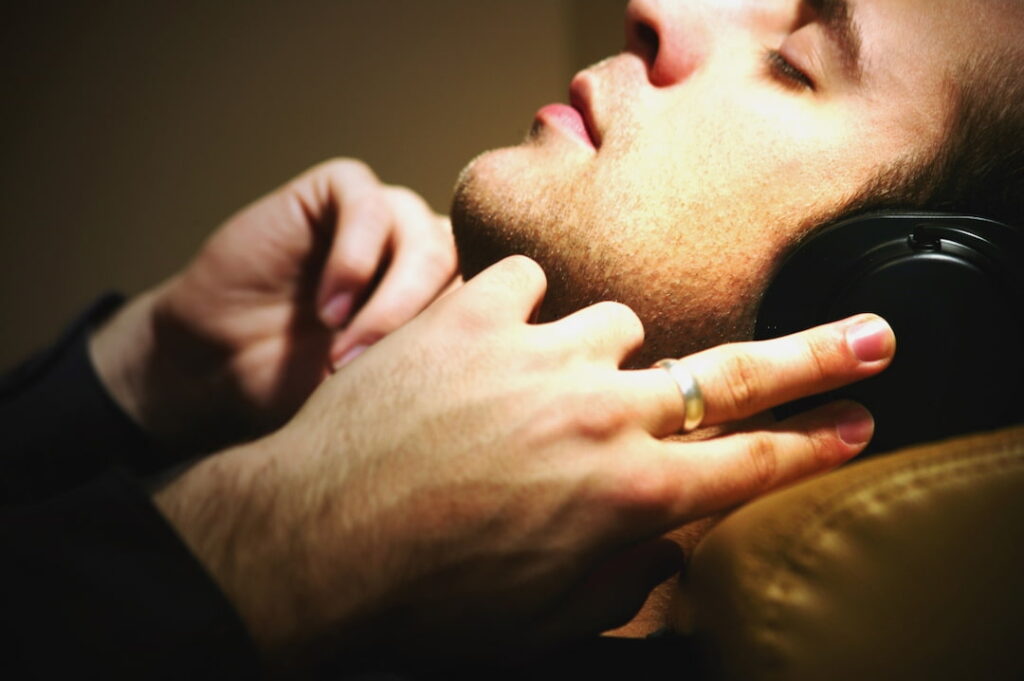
[150,432,380,662]
[150,441,286,647]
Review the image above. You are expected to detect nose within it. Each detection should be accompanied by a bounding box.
[625,0,708,87]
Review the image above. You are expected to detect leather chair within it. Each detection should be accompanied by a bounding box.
[670,426,1024,680]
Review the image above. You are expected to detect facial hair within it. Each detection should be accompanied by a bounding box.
[449,150,763,368]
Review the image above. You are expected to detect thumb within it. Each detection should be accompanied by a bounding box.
[442,255,549,325]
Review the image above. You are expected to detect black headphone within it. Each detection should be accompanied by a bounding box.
[754,212,1024,455]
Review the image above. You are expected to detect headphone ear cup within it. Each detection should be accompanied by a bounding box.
[755,213,1024,455]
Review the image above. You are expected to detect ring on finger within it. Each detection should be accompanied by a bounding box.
[654,359,705,432]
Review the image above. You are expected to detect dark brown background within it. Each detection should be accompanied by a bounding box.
[0,0,624,368]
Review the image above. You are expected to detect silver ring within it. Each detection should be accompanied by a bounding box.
[654,359,705,432]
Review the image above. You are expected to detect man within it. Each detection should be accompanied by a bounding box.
[2,0,1020,676]
[453,0,1024,364]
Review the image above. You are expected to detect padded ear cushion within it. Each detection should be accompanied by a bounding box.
[755,212,1024,455]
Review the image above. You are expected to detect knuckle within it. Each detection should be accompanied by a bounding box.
[347,187,391,221]
[568,392,631,440]
[802,331,839,382]
[384,185,429,212]
[718,351,765,416]
[744,433,780,491]
[321,157,375,183]
[803,425,845,469]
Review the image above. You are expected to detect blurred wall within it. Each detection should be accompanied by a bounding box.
[0,0,624,368]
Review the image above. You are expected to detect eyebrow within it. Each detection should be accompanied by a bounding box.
[806,0,864,83]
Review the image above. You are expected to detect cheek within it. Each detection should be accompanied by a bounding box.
[586,111,814,265]
[574,112,872,358]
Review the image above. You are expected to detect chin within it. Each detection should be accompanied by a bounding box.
[450,151,505,280]
[450,144,569,281]
[450,143,764,366]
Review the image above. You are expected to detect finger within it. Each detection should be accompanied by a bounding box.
[315,165,394,328]
[655,314,894,429]
[543,301,645,366]
[443,255,548,325]
[655,400,873,521]
[611,368,696,437]
[611,312,889,436]
[329,197,456,368]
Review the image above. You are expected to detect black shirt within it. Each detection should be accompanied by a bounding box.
[0,296,259,678]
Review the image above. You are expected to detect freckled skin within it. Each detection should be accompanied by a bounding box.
[451,0,997,366]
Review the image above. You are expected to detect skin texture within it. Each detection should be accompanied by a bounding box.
[86,153,883,664]
[451,0,1019,636]
[84,0,1017,667]
[452,0,996,367]
[153,256,893,664]
[90,159,457,455]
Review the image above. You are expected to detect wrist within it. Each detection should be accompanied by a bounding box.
[151,434,373,659]
[89,278,243,455]
[151,441,276,642]
[89,285,163,440]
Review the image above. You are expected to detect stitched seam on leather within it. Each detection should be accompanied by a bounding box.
[745,441,1024,679]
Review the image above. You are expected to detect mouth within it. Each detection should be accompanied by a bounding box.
[569,75,602,148]
[533,74,601,150]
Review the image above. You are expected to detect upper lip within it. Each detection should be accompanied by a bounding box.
[569,73,602,148]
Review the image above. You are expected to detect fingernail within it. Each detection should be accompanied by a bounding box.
[846,317,894,362]
[321,292,354,328]
[836,403,874,446]
[332,344,368,371]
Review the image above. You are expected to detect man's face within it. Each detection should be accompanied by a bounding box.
[452,0,1002,364]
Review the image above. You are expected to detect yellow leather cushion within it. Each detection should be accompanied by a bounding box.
[679,426,1024,681]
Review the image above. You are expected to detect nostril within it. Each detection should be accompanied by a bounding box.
[625,1,699,87]
[632,20,660,69]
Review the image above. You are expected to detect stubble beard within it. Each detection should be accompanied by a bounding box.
[449,150,762,367]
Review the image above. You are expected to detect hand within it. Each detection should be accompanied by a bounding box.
[91,159,457,454]
[153,256,894,665]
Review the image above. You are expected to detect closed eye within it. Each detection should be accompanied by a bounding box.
[763,48,815,91]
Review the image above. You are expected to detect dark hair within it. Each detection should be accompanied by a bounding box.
[843,48,1024,227]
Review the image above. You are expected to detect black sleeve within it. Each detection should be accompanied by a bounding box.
[0,294,178,505]
[0,297,260,677]
[1,471,261,679]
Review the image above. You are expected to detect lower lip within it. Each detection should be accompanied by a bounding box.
[535,103,596,149]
